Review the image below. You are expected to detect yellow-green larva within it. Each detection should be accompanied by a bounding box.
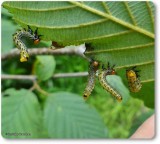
[13,26,41,62]
[126,66,142,92]
[83,60,99,100]
[98,63,122,102]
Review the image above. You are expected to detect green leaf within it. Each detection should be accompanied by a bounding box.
[44,92,107,138]
[1,8,18,54]
[117,68,154,108]
[2,88,44,138]
[2,1,154,44]
[132,81,154,108]
[2,1,155,108]
[34,56,56,81]
[106,75,130,103]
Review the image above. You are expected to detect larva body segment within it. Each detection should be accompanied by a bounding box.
[98,64,122,102]
[13,26,41,62]
[83,60,99,100]
[13,29,32,62]
[126,67,142,92]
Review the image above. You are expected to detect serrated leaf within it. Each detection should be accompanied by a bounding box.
[2,1,155,108]
[34,56,56,81]
[2,88,43,138]
[44,92,107,138]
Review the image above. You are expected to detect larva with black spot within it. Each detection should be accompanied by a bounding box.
[98,63,122,102]
[83,60,99,100]
[13,26,41,62]
[126,66,142,92]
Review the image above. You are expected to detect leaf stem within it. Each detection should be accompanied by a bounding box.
[30,80,49,96]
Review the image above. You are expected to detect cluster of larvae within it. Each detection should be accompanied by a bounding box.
[13,27,142,102]
[83,59,142,102]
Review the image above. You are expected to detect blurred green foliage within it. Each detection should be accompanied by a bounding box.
[1,6,154,139]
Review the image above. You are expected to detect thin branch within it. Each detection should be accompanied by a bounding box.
[53,72,88,78]
[1,43,90,61]
[1,72,88,81]
[31,80,49,96]
[1,74,36,80]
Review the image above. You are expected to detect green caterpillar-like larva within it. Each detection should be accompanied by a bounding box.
[98,63,122,102]
[13,26,41,62]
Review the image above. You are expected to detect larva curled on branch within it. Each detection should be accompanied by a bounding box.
[13,25,42,62]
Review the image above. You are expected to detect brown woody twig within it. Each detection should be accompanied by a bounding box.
[1,72,88,81]
[1,44,89,61]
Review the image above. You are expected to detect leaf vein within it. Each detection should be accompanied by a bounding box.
[116,61,154,70]
[3,4,77,12]
[124,2,137,25]
[141,79,154,83]
[64,30,132,44]
[101,2,111,14]
[14,17,108,29]
[146,1,154,30]
[70,1,154,39]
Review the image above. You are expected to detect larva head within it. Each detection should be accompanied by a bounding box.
[33,34,42,45]
[34,38,40,45]
[92,60,100,71]
[92,61,99,67]
[83,93,88,100]
[33,28,42,45]
[117,96,122,102]
[111,69,116,75]
[110,64,116,75]
[127,66,141,78]
[20,50,29,62]
[105,63,116,75]
[126,70,136,79]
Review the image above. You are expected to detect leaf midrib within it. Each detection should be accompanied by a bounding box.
[70,1,154,39]
[14,17,108,29]
[3,3,76,12]
[123,2,137,25]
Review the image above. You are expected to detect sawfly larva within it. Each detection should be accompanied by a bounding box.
[13,25,41,62]
[126,66,142,92]
[98,63,122,102]
[83,59,99,100]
